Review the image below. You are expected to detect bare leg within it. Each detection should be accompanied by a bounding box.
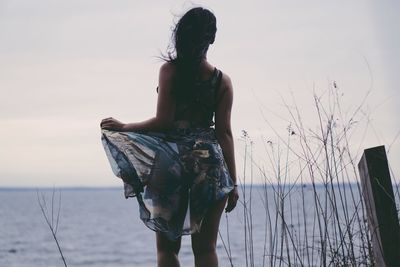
[191,196,228,267]
[156,232,181,267]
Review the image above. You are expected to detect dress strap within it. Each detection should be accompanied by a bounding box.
[212,69,223,107]
[214,69,223,89]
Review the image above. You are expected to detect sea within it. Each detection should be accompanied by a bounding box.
[0,185,383,267]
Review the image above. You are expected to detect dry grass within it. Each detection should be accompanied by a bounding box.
[218,81,400,266]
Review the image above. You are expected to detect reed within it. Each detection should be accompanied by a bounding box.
[37,188,68,267]
[218,81,399,266]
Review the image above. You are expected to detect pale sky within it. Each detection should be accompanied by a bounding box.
[0,0,399,187]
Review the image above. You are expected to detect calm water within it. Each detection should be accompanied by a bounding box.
[0,185,369,267]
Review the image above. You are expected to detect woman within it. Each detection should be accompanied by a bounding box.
[100,7,238,267]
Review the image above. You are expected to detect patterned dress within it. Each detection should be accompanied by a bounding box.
[101,67,234,240]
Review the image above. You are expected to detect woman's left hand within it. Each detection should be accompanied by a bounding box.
[100,117,125,131]
[225,187,239,213]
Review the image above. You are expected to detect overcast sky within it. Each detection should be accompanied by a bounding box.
[0,0,399,187]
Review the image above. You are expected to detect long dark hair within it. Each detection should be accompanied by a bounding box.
[161,7,217,97]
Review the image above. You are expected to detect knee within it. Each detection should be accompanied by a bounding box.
[157,237,181,256]
[192,242,216,257]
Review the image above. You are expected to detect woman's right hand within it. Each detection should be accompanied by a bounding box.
[225,186,239,213]
[100,117,126,131]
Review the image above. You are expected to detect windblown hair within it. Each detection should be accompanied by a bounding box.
[161,7,217,97]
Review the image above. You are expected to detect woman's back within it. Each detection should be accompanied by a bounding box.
[172,63,223,128]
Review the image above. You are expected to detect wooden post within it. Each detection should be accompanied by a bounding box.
[358,145,400,267]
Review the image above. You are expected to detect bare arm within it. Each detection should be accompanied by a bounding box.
[215,73,239,212]
[215,73,236,183]
[101,62,176,132]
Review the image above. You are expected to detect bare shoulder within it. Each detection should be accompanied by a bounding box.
[158,62,177,93]
[218,69,234,96]
[159,61,176,77]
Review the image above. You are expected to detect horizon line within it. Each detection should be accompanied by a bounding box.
[0,182,363,191]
